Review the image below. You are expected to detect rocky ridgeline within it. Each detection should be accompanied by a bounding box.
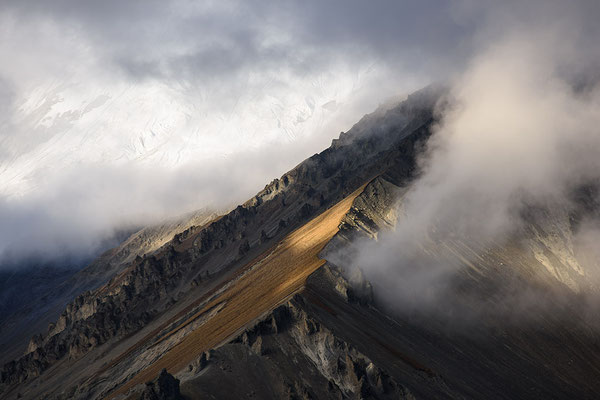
[139,368,183,400]
[159,157,600,400]
[1,85,442,389]
[172,264,409,400]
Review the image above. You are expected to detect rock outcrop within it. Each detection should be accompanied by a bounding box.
[1,85,442,392]
[139,369,183,400]
[179,285,413,400]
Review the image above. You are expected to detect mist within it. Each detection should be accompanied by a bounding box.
[0,0,451,267]
[1,0,599,274]
[349,6,600,320]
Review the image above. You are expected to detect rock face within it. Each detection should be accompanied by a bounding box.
[179,285,412,400]
[139,369,183,400]
[177,254,600,399]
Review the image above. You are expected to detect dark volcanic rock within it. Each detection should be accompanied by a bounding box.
[139,369,183,400]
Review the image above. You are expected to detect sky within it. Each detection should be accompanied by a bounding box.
[0,0,599,266]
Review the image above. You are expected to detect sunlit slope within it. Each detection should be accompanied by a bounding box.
[110,183,367,397]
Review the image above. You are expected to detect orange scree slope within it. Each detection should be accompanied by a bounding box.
[110,184,367,398]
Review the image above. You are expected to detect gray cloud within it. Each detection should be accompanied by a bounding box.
[0,137,329,264]
[343,1,600,320]
[0,0,469,84]
[0,0,459,266]
[1,0,599,269]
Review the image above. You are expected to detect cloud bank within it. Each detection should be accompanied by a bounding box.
[1,0,457,265]
[350,1,600,317]
[1,0,599,269]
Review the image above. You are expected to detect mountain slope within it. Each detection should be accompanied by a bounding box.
[0,84,439,398]
[0,209,217,365]
[2,84,600,399]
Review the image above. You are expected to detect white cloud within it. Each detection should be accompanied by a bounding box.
[350,11,600,316]
[0,2,434,264]
[2,0,598,268]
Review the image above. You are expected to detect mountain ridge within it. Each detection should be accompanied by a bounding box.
[3,83,600,399]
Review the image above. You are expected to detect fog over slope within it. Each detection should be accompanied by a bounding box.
[0,0,599,266]
[352,18,600,314]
